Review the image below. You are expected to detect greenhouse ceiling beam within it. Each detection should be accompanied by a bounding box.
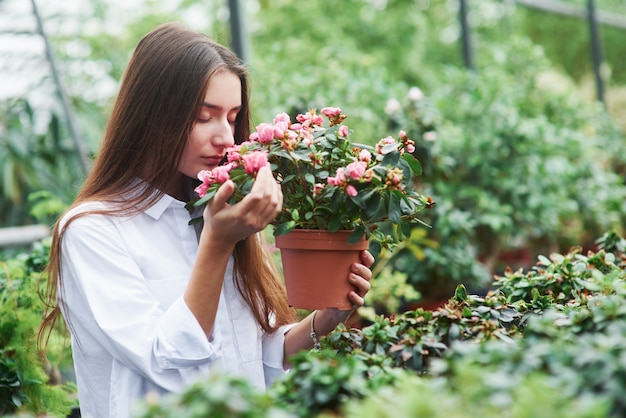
[459,0,474,70]
[586,0,604,103]
[30,0,91,175]
[228,0,248,63]
[508,0,619,105]
[512,0,626,30]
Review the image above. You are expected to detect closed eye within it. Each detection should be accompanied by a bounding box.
[197,103,241,125]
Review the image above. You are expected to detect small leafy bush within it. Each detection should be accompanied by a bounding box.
[134,373,293,418]
[383,38,626,303]
[10,232,625,417]
[0,240,76,417]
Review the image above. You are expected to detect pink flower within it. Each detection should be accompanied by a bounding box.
[311,114,324,126]
[242,151,268,175]
[194,169,214,197]
[346,161,367,180]
[359,149,372,162]
[385,167,404,190]
[313,183,324,196]
[296,111,324,127]
[254,123,276,144]
[375,136,397,154]
[281,136,298,151]
[423,131,437,142]
[286,130,299,141]
[194,164,234,197]
[384,98,401,115]
[299,129,314,144]
[321,107,342,118]
[273,124,286,139]
[328,168,358,196]
[338,125,349,138]
[296,113,310,124]
[408,86,424,101]
[226,145,242,163]
[273,112,290,125]
[327,168,347,187]
[397,131,415,153]
[197,169,213,184]
[212,163,234,183]
[194,182,209,197]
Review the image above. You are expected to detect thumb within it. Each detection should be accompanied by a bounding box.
[210,180,235,212]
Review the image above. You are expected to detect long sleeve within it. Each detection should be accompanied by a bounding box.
[60,197,293,418]
[60,204,220,391]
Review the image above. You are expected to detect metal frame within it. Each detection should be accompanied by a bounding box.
[458,0,626,104]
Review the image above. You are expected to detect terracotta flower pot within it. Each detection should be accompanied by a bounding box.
[274,229,369,310]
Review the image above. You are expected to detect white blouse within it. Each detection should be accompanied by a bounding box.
[58,194,292,418]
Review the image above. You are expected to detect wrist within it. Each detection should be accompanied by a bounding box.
[313,307,356,336]
[310,310,322,350]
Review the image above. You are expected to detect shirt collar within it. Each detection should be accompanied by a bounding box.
[144,193,187,220]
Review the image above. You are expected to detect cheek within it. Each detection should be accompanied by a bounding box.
[178,134,202,175]
[186,127,206,154]
[177,146,195,177]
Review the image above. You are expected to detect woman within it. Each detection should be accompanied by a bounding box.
[38,22,373,418]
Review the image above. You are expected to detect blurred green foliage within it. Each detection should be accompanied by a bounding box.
[1,0,625,305]
[0,240,76,416]
[2,0,624,227]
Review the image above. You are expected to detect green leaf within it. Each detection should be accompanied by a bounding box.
[388,192,402,224]
[369,241,382,258]
[349,190,368,209]
[454,284,468,301]
[399,219,412,239]
[381,149,400,167]
[274,221,296,236]
[328,217,341,232]
[348,227,366,245]
[402,153,422,176]
[380,142,399,155]
[194,189,217,207]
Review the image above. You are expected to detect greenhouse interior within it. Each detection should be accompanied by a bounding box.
[1,0,626,417]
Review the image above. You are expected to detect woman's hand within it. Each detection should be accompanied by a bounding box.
[346,249,375,309]
[320,249,375,325]
[202,165,282,245]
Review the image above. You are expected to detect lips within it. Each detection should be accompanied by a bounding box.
[201,156,224,166]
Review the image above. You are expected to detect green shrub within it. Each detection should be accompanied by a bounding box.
[0,240,76,417]
[343,369,609,418]
[133,373,294,418]
[382,38,626,303]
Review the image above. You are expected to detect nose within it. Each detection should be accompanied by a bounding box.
[214,118,235,148]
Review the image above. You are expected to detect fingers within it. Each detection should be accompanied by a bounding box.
[209,180,235,212]
[360,250,375,268]
[210,166,283,237]
[202,166,282,243]
[237,166,282,228]
[346,258,373,308]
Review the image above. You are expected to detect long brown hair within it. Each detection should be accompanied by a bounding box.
[38,22,295,355]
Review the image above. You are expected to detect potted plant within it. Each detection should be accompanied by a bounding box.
[190,107,433,309]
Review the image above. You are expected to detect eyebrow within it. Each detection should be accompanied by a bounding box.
[202,102,242,112]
